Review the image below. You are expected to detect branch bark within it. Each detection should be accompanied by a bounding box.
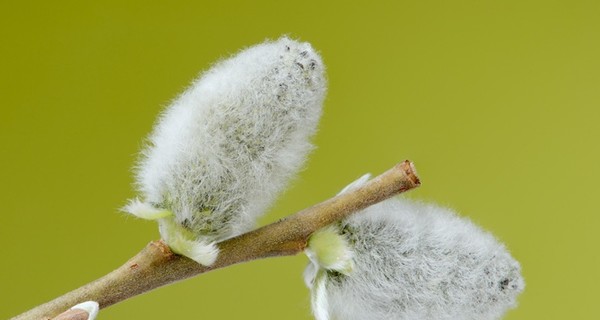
[13,161,420,320]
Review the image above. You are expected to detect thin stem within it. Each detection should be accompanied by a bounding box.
[13,161,420,320]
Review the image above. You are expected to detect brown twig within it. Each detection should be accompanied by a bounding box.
[12,161,420,320]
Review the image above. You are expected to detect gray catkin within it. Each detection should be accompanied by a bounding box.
[305,178,524,320]
[125,37,326,264]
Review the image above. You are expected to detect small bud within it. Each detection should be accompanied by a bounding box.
[305,176,524,320]
[124,36,326,265]
[51,301,99,320]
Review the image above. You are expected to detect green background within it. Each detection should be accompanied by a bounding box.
[1,1,598,319]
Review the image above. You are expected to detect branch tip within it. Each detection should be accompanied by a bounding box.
[400,160,420,188]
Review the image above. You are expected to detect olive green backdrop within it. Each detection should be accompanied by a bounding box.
[1,1,598,319]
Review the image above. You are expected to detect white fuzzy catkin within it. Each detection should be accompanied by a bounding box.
[305,176,524,320]
[124,37,326,265]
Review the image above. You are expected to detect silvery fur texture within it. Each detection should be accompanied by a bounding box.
[305,176,524,320]
[126,37,326,264]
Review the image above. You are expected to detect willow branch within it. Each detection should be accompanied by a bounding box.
[13,161,420,320]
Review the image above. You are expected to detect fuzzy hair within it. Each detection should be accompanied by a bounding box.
[305,179,524,320]
[129,37,326,244]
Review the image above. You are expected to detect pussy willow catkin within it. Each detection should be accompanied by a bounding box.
[305,175,524,320]
[124,37,326,265]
